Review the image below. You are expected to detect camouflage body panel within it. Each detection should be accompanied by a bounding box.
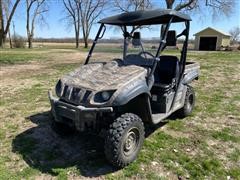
[61,60,147,91]
[58,60,149,106]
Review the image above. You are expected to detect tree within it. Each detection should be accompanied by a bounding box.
[79,0,106,48]
[165,0,235,18]
[2,0,16,48]
[0,0,4,47]
[114,0,236,21]
[26,0,48,48]
[0,0,20,48]
[229,27,240,44]
[114,0,152,34]
[114,0,152,12]
[62,0,81,48]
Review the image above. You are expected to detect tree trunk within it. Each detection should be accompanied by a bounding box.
[28,36,33,48]
[1,0,21,48]
[0,29,3,48]
[75,29,79,48]
[0,0,4,48]
[75,37,79,48]
[2,33,6,46]
[74,22,80,48]
[84,37,88,48]
[8,31,12,48]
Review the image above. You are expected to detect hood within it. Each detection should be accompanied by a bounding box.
[61,60,147,91]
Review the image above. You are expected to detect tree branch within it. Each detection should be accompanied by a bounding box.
[174,0,195,11]
[4,0,20,34]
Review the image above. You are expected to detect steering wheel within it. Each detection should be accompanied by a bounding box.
[138,51,155,59]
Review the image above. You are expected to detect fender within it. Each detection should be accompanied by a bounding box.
[112,79,150,106]
[182,69,199,84]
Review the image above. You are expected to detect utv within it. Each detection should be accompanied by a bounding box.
[49,9,200,167]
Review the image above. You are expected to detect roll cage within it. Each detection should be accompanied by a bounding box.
[84,9,191,92]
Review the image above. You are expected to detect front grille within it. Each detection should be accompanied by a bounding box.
[71,87,81,101]
[61,85,91,104]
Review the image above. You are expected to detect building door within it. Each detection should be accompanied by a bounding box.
[199,37,217,50]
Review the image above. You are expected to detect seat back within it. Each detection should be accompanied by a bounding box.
[154,55,179,85]
[124,54,154,67]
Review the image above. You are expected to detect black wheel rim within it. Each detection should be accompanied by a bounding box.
[123,127,140,157]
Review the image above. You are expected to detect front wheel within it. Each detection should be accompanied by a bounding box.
[104,113,145,168]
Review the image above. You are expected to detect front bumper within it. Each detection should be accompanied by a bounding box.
[48,91,113,131]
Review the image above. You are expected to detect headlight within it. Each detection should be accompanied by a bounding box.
[102,91,110,101]
[93,90,115,103]
[55,80,62,97]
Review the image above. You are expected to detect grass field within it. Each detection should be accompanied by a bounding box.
[0,45,240,179]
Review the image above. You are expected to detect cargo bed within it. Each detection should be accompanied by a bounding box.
[183,61,200,84]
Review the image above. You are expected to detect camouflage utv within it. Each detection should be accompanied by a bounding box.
[49,9,200,167]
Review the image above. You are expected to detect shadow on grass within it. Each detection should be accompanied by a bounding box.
[12,111,169,177]
[12,111,116,177]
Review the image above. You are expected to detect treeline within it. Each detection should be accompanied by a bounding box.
[4,37,195,45]
[5,37,195,44]
[1,0,237,49]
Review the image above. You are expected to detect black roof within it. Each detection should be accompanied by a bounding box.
[99,9,191,26]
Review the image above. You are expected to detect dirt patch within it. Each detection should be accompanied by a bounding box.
[187,116,240,132]
[0,78,40,93]
[145,161,179,179]
[206,139,239,169]
[0,64,45,77]
[162,126,190,138]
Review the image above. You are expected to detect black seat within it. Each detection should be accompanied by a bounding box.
[124,54,154,67]
[154,55,180,91]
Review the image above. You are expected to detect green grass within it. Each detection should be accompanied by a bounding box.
[0,50,45,64]
[211,128,240,143]
[228,149,240,162]
[0,129,5,140]
[0,46,240,179]
[167,120,185,131]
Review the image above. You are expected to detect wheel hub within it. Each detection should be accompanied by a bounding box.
[123,128,140,156]
[125,132,136,150]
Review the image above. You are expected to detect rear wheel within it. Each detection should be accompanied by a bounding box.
[104,113,145,167]
[177,85,195,118]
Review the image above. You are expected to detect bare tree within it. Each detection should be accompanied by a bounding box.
[26,0,48,48]
[2,0,13,48]
[229,26,240,44]
[165,0,235,18]
[62,0,81,48]
[114,0,152,12]
[79,0,106,48]
[115,0,235,21]
[0,0,20,48]
[114,0,152,34]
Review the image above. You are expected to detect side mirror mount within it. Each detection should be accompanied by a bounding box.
[132,32,141,47]
[166,30,176,46]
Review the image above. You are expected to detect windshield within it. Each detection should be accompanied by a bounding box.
[88,25,160,64]
[86,23,187,66]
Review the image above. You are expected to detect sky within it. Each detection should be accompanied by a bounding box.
[11,0,240,40]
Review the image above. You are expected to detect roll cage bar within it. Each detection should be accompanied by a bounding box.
[84,19,190,87]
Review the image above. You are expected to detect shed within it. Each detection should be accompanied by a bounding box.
[194,27,231,51]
